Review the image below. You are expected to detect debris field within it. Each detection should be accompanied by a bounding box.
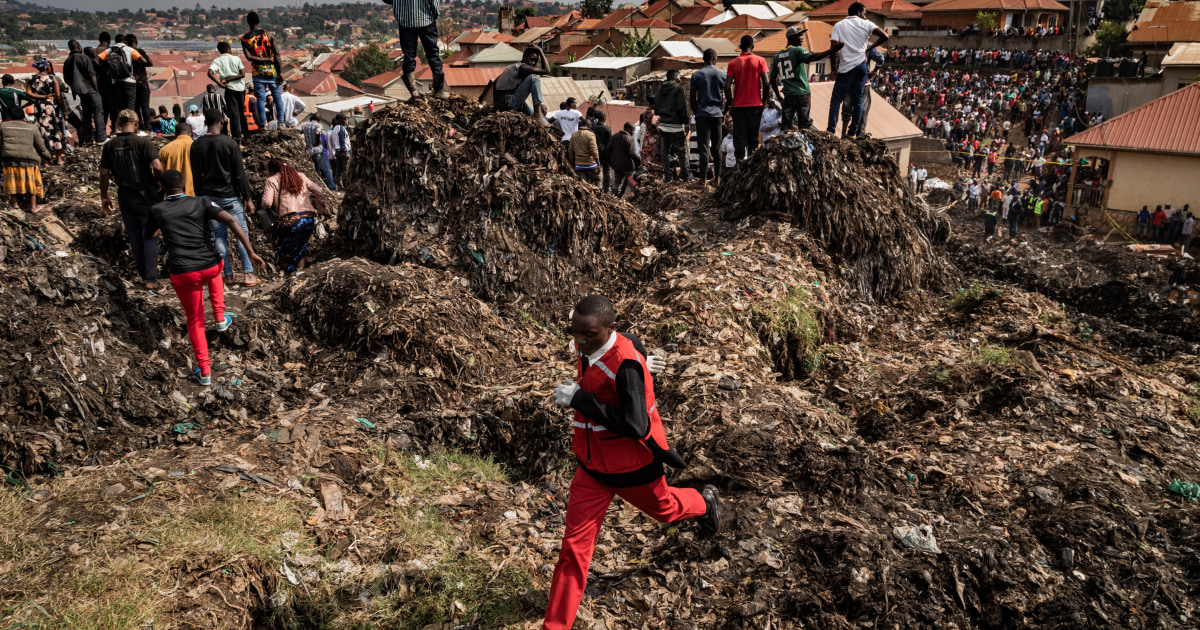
[1,97,1199,630]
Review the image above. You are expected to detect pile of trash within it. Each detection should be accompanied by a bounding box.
[0,208,173,473]
[719,132,952,301]
[240,129,330,199]
[279,258,520,380]
[339,101,656,314]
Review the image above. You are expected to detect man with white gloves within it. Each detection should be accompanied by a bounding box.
[543,294,722,630]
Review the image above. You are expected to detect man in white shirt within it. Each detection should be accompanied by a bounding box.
[916,167,927,193]
[827,2,888,137]
[548,97,583,144]
[277,83,304,127]
[185,104,207,138]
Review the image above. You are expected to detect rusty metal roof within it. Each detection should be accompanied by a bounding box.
[1128,5,1200,44]
[808,0,924,18]
[1066,82,1200,156]
[920,0,1068,12]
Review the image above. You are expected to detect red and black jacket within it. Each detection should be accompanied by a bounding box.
[570,334,682,488]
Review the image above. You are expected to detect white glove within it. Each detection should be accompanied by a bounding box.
[553,381,580,406]
[647,355,667,375]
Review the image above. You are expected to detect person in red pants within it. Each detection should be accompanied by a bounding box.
[143,169,264,386]
[545,294,723,629]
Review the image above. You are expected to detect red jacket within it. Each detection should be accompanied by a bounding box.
[572,334,670,484]
[1153,210,1167,226]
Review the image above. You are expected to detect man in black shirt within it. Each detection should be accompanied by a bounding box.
[100,109,163,289]
[143,169,264,386]
[96,32,117,134]
[485,47,549,117]
[64,40,105,144]
[190,108,260,286]
[589,109,613,194]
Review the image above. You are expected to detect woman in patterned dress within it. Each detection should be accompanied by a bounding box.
[29,59,65,165]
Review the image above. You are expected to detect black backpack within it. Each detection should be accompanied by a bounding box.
[105,45,132,81]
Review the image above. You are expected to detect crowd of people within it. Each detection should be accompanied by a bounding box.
[482,2,891,197]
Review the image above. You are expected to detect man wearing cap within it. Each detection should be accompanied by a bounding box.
[99,109,164,290]
[159,122,195,196]
[185,104,207,138]
[770,26,842,131]
[827,1,888,137]
[724,34,771,163]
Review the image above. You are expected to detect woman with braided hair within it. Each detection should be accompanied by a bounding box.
[261,157,326,273]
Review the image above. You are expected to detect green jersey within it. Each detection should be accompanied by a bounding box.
[770,45,816,97]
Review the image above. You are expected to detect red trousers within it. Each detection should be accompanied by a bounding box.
[543,469,706,629]
[169,261,224,375]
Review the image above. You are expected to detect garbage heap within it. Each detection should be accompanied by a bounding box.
[280,258,513,380]
[338,100,655,314]
[718,132,951,301]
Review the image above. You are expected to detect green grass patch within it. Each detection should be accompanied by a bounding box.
[754,285,825,374]
[974,344,1020,366]
[652,320,689,344]
[949,283,1001,311]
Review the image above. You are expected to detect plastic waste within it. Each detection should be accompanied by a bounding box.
[1169,478,1200,501]
[893,524,941,554]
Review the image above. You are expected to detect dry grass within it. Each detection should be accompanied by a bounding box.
[1,451,530,630]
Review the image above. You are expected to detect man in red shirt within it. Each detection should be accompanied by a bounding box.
[723,35,770,162]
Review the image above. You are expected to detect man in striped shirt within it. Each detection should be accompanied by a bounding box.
[384,0,446,98]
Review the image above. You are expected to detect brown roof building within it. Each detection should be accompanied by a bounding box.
[1065,82,1200,216]
[1128,1,1200,68]
[918,0,1068,30]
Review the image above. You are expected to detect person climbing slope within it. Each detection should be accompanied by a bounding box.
[143,169,264,386]
[544,294,723,629]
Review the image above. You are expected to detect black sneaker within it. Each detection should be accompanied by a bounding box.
[699,485,721,535]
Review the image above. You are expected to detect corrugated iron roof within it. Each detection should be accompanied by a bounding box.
[1128,10,1200,44]
[809,81,923,141]
[1162,42,1200,66]
[414,66,504,86]
[1066,82,1200,156]
[708,15,786,29]
[755,19,834,55]
[511,27,557,43]
[808,0,923,17]
[672,6,721,25]
[920,0,1068,12]
[699,28,768,43]
[467,43,525,64]
[594,8,649,30]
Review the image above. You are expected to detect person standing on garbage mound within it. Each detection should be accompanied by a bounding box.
[544,294,723,630]
[143,169,264,387]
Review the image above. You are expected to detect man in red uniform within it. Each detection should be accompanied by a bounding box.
[724,34,770,163]
[544,294,722,630]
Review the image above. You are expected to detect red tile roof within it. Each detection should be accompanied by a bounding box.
[363,69,404,88]
[333,74,364,94]
[919,0,1067,12]
[593,8,649,30]
[672,6,721,25]
[457,31,516,45]
[292,70,340,95]
[524,16,552,28]
[643,0,673,17]
[627,18,678,29]
[710,15,786,30]
[1066,83,1200,156]
[414,66,504,87]
[808,0,924,17]
[548,44,606,65]
[441,49,473,66]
